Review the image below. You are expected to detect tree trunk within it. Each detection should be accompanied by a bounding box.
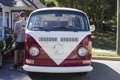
[94,19,101,32]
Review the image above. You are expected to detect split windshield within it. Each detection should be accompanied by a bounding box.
[27,10,89,31]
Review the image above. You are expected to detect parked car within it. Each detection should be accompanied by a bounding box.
[102,24,116,33]
[0,27,14,68]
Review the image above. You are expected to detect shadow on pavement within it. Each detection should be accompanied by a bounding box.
[29,62,120,80]
[0,56,120,80]
[29,73,86,80]
[0,56,29,80]
[86,62,120,80]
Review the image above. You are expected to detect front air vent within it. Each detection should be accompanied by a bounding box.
[61,37,78,42]
[39,37,78,42]
[39,37,58,42]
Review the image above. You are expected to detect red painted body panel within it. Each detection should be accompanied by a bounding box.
[24,34,92,66]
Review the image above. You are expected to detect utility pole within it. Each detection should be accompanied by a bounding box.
[117,0,120,55]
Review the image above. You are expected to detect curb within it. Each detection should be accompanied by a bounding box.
[92,56,120,61]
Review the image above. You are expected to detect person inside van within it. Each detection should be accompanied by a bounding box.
[9,11,26,70]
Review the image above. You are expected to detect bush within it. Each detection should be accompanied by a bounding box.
[92,32,116,50]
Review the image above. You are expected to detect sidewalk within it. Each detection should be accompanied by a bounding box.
[92,56,120,61]
[93,49,116,53]
[92,49,120,61]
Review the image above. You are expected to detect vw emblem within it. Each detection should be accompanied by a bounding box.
[53,44,64,55]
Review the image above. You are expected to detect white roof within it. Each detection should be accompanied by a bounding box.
[32,7,86,14]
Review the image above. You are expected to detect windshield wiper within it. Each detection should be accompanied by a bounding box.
[68,27,79,32]
[54,27,68,29]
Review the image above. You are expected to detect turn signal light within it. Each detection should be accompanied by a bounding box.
[26,59,34,64]
[82,60,91,64]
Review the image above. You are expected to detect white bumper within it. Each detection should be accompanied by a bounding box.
[23,65,93,73]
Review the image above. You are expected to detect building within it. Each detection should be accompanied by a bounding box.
[0,0,46,29]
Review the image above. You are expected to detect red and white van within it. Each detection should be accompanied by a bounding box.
[23,7,93,73]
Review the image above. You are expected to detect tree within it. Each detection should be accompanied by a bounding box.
[39,0,55,7]
[39,0,116,32]
[87,0,109,32]
[55,0,116,32]
[39,0,45,5]
[105,0,117,22]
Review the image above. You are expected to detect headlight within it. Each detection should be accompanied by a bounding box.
[78,47,88,56]
[29,46,39,56]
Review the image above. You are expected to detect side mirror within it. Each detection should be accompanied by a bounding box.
[90,25,95,32]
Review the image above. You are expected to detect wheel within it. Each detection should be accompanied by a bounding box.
[0,52,3,68]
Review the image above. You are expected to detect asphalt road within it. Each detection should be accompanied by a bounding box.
[0,56,120,80]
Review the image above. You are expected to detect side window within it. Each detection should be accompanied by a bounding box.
[0,27,4,41]
[83,16,89,31]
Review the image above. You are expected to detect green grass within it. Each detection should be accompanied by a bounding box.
[92,49,120,57]
[92,32,120,57]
